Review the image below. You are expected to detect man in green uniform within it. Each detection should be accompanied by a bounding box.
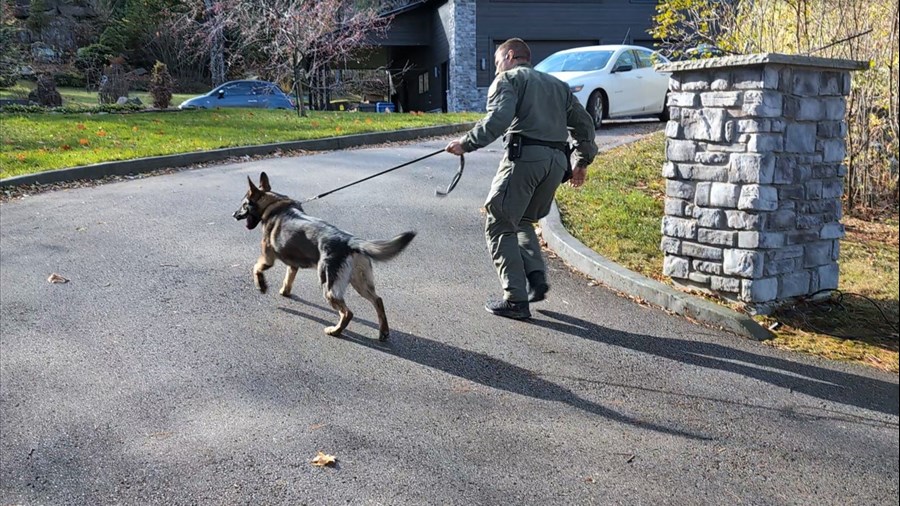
[446,38,597,320]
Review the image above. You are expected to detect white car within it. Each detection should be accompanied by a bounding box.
[534,44,671,128]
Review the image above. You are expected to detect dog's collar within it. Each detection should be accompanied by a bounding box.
[260,200,302,222]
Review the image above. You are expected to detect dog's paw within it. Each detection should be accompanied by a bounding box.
[255,277,268,293]
[378,331,390,341]
[324,326,343,337]
[279,287,292,297]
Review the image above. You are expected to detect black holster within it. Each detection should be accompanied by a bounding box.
[506,133,524,160]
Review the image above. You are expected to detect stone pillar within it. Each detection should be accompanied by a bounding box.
[445,0,480,112]
[656,54,867,314]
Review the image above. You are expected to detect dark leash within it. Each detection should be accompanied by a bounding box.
[301,149,465,204]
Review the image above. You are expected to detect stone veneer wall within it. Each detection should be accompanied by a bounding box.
[655,54,867,313]
[445,0,481,112]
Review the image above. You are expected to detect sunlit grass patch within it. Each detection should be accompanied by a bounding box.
[0,108,481,179]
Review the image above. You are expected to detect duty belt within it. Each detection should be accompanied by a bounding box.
[519,136,568,152]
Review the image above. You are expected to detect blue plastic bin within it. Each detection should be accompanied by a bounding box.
[376,102,395,113]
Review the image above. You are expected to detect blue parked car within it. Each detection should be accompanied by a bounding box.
[178,80,295,110]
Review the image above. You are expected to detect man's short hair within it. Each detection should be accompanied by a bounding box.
[496,38,531,62]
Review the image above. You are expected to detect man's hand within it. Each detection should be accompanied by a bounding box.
[568,164,588,188]
[445,138,466,156]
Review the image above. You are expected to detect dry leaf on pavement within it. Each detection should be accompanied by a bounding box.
[311,451,336,467]
[47,273,69,284]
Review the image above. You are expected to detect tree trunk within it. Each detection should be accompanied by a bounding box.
[293,52,306,117]
[204,0,226,86]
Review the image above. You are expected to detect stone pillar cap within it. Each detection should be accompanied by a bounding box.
[656,53,869,72]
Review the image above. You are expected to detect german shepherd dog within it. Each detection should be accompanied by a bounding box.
[232,172,415,340]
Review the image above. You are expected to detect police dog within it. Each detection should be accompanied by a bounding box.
[232,172,415,340]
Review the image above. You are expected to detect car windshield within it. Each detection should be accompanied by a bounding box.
[535,50,613,72]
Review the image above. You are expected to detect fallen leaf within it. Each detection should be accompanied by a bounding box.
[311,451,336,467]
[47,273,69,284]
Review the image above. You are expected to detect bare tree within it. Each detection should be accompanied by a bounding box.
[203,0,226,86]
[191,0,393,116]
[166,0,231,89]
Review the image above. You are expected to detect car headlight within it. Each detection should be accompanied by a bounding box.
[570,84,584,93]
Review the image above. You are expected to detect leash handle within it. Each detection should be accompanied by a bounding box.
[303,148,445,203]
[435,154,464,197]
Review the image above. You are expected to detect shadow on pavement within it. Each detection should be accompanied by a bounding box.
[533,309,899,417]
[278,304,710,441]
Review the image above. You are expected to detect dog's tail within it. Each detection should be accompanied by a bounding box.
[351,231,416,261]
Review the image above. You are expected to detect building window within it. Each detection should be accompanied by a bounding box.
[418,73,430,94]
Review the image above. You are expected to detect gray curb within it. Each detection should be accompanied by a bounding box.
[0,122,475,189]
[540,202,772,341]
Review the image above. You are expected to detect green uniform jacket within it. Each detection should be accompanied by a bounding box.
[460,63,598,167]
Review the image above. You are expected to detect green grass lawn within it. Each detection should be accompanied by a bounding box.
[0,107,481,179]
[556,133,667,280]
[557,131,899,372]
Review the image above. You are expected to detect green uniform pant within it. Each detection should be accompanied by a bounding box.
[484,146,567,302]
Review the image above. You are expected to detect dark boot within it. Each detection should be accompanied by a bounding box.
[484,299,531,320]
[527,271,550,303]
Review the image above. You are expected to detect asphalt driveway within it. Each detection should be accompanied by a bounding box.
[1,122,897,505]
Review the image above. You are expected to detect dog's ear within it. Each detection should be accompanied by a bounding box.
[259,172,271,192]
[247,175,260,195]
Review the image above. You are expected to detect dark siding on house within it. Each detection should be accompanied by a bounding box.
[375,7,432,46]
[388,3,452,112]
[475,0,659,86]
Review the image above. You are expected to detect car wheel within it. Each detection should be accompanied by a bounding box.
[586,90,605,129]
[658,92,670,122]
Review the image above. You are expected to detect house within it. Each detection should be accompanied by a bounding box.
[367,0,660,113]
